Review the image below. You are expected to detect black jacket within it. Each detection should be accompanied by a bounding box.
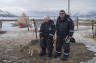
[39,20,55,38]
[56,15,74,37]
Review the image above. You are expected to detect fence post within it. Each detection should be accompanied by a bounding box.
[76,16,79,30]
[27,16,30,31]
[33,19,38,39]
[0,21,2,31]
[91,20,94,39]
[94,21,96,37]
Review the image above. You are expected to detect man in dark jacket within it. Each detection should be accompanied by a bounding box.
[54,10,74,61]
[39,16,55,57]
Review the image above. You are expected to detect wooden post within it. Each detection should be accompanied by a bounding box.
[91,20,94,38]
[76,16,79,30]
[33,19,38,39]
[0,21,2,31]
[27,16,30,31]
[94,21,96,37]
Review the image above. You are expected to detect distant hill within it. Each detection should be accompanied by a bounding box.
[0,9,17,17]
[28,10,58,16]
[72,11,96,18]
[0,9,96,18]
[28,10,96,18]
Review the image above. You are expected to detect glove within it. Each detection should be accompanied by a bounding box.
[69,30,74,37]
[39,32,43,38]
[65,36,71,43]
[48,34,53,39]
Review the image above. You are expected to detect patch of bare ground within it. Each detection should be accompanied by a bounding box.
[0,38,95,63]
[19,40,95,63]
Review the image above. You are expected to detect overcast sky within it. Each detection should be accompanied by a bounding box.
[0,0,96,15]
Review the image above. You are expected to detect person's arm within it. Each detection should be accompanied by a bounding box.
[39,23,44,38]
[65,18,74,42]
[56,18,60,35]
[68,18,74,37]
[49,21,55,37]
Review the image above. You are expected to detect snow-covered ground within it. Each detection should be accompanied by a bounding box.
[74,28,96,63]
[1,21,92,31]
[74,30,96,52]
[0,21,39,39]
[1,21,28,31]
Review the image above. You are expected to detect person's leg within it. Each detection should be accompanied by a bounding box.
[61,42,70,60]
[54,36,63,58]
[47,38,54,57]
[40,38,47,56]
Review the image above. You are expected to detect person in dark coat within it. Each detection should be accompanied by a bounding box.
[39,16,55,57]
[54,10,74,61]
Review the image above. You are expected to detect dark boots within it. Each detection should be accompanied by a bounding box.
[48,48,53,57]
[54,52,69,61]
[40,48,46,56]
[40,51,53,57]
[61,55,69,61]
[40,52,46,56]
[54,53,61,58]
[40,46,53,57]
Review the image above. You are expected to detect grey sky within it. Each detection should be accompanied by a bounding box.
[0,0,96,15]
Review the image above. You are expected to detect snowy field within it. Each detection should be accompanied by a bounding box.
[0,21,93,39]
[1,21,31,31]
[1,21,93,31]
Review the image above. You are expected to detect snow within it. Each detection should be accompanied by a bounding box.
[74,30,96,52]
[1,21,28,31]
[74,26,92,31]
[0,32,36,38]
[0,21,37,38]
[73,29,96,63]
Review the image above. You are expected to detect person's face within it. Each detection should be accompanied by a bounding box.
[59,12,65,18]
[44,17,50,22]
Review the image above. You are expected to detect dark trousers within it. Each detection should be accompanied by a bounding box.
[40,37,54,55]
[56,36,70,56]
